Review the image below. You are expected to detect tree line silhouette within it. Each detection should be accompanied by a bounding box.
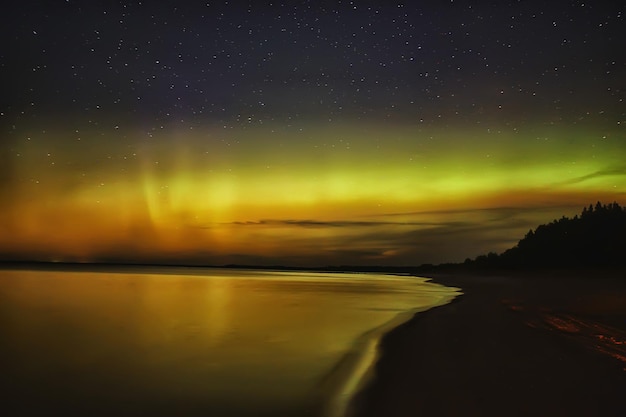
[465,202,626,270]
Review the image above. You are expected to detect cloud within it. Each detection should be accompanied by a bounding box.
[229,219,444,228]
[275,204,587,265]
[224,212,524,265]
[375,204,575,220]
[558,165,626,186]
[197,203,589,265]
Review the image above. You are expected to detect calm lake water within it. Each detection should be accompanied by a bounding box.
[0,266,459,417]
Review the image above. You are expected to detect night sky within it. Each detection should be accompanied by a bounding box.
[1,1,624,266]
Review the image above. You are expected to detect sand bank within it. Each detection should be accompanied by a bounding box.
[349,271,626,417]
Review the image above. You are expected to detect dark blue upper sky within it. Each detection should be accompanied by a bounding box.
[2,1,623,130]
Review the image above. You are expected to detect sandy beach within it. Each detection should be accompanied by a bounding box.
[349,270,626,417]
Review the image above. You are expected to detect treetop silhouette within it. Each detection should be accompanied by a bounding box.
[466,202,626,269]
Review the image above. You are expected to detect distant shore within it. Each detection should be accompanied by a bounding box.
[349,270,626,417]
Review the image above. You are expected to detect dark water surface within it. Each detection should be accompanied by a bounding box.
[0,267,458,417]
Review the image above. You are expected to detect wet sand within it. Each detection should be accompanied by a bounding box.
[349,270,626,417]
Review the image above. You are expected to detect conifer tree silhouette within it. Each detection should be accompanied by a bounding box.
[466,202,626,270]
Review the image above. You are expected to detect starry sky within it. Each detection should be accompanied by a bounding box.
[1,1,624,266]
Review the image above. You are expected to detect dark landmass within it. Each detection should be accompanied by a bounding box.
[463,201,626,270]
[350,270,626,417]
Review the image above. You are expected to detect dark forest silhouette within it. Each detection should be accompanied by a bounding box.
[465,202,626,270]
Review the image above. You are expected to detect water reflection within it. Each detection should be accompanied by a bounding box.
[0,268,458,416]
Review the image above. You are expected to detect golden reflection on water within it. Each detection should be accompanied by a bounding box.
[0,268,457,416]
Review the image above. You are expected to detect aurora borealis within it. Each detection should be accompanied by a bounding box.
[1,1,624,266]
